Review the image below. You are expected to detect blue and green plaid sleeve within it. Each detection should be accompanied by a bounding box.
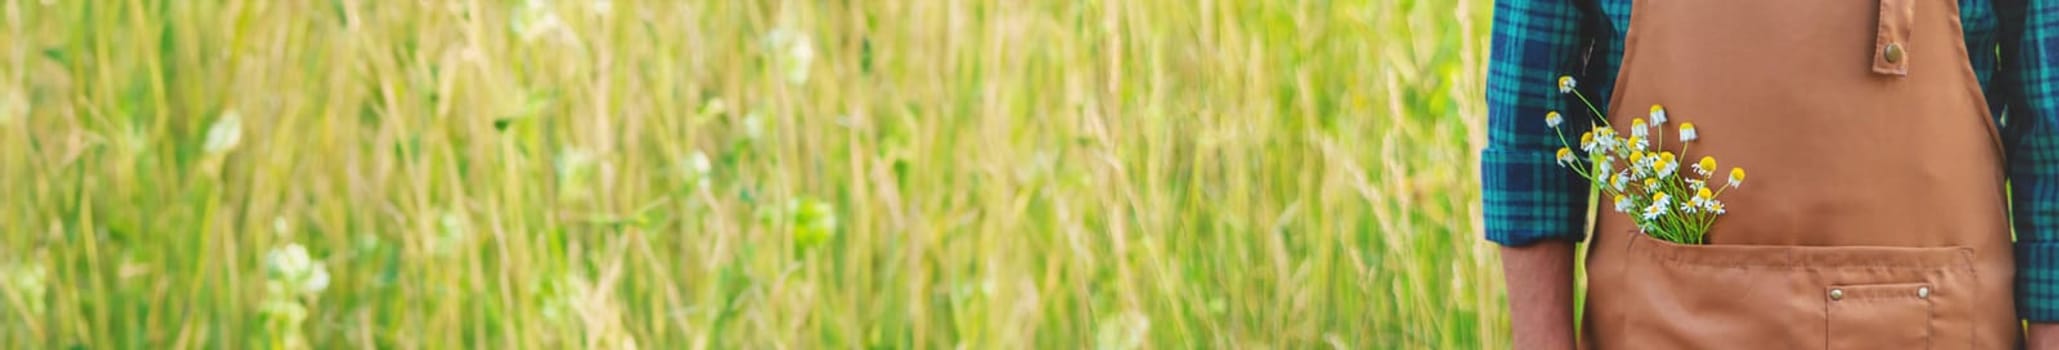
[2001,0,2059,322]
[1481,0,1600,246]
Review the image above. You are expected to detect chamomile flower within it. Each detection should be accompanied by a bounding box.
[1690,187,1713,208]
[1614,194,1634,213]
[1630,151,1651,177]
[1643,192,1672,220]
[1655,152,1679,178]
[1631,118,1649,138]
[1694,156,1716,176]
[1558,76,1577,94]
[1706,200,1727,214]
[1679,122,1698,142]
[1546,111,1564,128]
[1644,178,1660,192]
[1649,105,1668,125]
[1611,173,1629,191]
[1729,168,1747,188]
[1595,158,1613,178]
[1556,147,1576,166]
[1594,128,1620,151]
[1580,131,1597,152]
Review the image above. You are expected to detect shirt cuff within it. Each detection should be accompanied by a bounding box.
[1481,147,1591,246]
[2019,241,2059,321]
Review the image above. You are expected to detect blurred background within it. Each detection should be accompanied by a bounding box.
[0,0,1500,348]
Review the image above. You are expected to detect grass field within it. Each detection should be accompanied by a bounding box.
[0,0,1502,348]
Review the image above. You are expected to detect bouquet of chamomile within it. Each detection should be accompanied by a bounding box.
[1547,76,1745,244]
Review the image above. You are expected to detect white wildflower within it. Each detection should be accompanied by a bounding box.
[203,110,243,154]
[1649,105,1669,125]
[1642,193,1671,220]
[1613,194,1634,213]
[1545,111,1564,128]
[1558,76,1577,94]
[265,243,330,295]
[1679,122,1698,142]
[682,151,713,190]
[763,28,817,85]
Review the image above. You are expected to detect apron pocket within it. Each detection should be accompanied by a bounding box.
[1586,231,1975,349]
[1827,283,1933,349]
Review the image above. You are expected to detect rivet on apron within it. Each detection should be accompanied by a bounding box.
[1883,43,1905,64]
[1917,286,1930,299]
[1829,288,1845,301]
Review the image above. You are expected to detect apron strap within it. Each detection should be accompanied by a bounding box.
[1873,0,1915,76]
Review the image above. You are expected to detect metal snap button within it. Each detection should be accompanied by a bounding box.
[1884,43,1905,64]
[1917,286,1930,299]
[1829,288,1845,301]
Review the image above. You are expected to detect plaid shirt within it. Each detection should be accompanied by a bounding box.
[1482,0,2059,320]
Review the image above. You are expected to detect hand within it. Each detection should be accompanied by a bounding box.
[2030,323,2059,349]
[1501,240,1578,350]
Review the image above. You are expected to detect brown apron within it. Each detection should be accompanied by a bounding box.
[1580,0,2019,348]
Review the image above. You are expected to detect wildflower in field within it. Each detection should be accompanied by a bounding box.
[556,147,597,199]
[513,0,569,43]
[1545,111,1564,128]
[763,28,818,85]
[1649,105,1668,125]
[744,112,767,140]
[1,261,48,317]
[204,110,243,154]
[682,151,713,191]
[1558,76,1577,94]
[1679,122,1698,142]
[265,243,330,295]
[262,242,328,350]
[1729,168,1747,188]
[430,211,472,256]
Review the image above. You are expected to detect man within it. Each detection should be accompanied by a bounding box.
[1483,0,2059,348]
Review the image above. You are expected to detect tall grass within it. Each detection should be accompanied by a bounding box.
[0,0,1499,348]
